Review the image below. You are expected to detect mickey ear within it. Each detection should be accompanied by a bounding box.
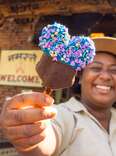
[65,36,96,71]
[38,22,70,58]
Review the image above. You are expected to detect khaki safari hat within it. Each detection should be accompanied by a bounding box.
[92,37,116,55]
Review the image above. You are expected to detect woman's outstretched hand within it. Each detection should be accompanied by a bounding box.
[0,92,56,152]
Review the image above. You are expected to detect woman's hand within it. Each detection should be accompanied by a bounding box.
[0,92,55,152]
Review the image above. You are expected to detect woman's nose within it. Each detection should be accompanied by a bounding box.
[99,70,112,80]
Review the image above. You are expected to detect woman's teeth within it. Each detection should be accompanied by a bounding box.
[96,85,111,92]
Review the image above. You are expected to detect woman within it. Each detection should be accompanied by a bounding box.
[0,37,116,156]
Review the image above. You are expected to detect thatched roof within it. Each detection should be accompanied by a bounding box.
[0,0,116,34]
[0,0,116,19]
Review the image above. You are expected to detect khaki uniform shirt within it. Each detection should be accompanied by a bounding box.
[52,97,116,156]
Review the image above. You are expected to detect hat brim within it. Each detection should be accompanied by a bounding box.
[92,37,116,55]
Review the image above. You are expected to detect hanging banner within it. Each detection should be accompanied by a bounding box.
[0,50,43,87]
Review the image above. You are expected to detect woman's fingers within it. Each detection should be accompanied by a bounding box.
[3,122,46,140]
[5,92,54,110]
[13,132,45,151]
[0,91,56,152]
[3,107,56,126]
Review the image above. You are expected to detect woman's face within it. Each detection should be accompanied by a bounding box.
[81,52,116,109]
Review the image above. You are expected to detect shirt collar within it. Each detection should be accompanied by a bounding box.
[63,97,87,113]
[65,97,116,133]
[109,108,116,134]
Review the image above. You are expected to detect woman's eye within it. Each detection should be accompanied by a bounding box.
[89,67,102,72]
[109,68,116,75]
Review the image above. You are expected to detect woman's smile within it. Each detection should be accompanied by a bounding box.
[81,52,116,107]
[94,84,112,94]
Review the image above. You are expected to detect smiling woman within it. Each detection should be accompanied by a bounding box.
[71,37,116,103]
[81,52,116,110]
[0,37,116,156]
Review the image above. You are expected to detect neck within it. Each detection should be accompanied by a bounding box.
[81,100,111,132]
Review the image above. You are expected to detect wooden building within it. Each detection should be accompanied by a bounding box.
[0,0,116,49]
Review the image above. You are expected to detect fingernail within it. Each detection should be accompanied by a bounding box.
[45,95,54,105]
[44,106,57,117]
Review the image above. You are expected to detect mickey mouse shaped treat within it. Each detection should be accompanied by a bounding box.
[36,22,96,92]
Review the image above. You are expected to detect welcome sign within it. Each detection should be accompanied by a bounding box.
[0,50,43,87]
